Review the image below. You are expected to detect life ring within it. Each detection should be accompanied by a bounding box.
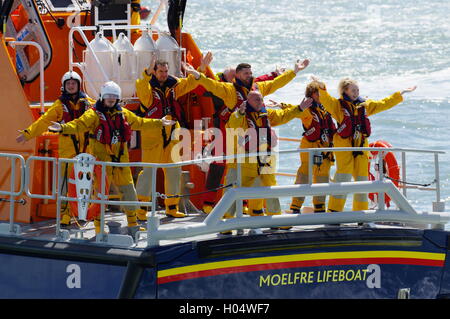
[368,140,400,207]
[67,164,109,221]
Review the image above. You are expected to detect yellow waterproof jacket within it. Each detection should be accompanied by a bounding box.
[318,88,403,149]
[22,96,96,158]
[135,71,203,150]
[60,107,163,164]
[226,105,307,172]
[197,70,297,110]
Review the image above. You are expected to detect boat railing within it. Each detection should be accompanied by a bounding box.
[6,40,46,114]
[0,147,448,247]
[141,146,449,246]
[0,153,26,236]
[278,138,445,211]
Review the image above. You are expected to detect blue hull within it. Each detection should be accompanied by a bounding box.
[1,228,450,299]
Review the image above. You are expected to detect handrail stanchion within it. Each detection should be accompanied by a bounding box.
[55,160,62,239]
[433,153,445,212]
[377,151,386,210]
[308,150,313,185]
[236,162,243,218]
[0,154,26,235]
[98,163,108,242]
[401,151,407,197]
[435,153,441,203]
[8,158,16,234]
[148,165,159,247]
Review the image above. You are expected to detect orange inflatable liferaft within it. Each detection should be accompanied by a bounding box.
[368,140,400,207]
[67,164,109,221]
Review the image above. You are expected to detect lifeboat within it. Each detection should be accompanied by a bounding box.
[0,0,449,302]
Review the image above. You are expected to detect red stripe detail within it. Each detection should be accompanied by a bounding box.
[157,257,444,284]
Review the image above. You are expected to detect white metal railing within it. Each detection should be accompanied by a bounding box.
[7,40,45,113]
[0,153,26,236]
[141,146,449,246]
[11,146,448,248]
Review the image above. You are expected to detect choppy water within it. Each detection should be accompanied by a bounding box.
[147,0,450,212]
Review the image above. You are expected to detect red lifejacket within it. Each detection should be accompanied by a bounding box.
[212,75,276,126]
[240,108,278,174]
[217,81,252,123]
[60,94,91,124]
[138,75,186,126]
[303,104,336,144]
[92,105,131,146]
[242,107,278,153]
[59,93,91,154]
[336,99,371,140]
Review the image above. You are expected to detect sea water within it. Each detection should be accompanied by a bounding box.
[147,0,450,212]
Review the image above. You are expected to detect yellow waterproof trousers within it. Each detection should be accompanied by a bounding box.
[224,166,281,217]
[136,141,181,211]
[290,149,332,213]
[327,150,369,212]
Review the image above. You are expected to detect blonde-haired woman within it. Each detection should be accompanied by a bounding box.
[312,76,416,212]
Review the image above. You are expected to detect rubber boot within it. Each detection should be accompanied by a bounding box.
[243,200,249,215]
[94,218,102,234]
[202,202,214,214]
[136,208,148,222]
[165,197,185,218]
[125,209,146,236]
[60,206,71,227]
[314,203,326,213]
[290,197,304,214]
[125,210,144,228]
[248,209,264,217]
[266,211,292,230]
[220,213,234,235]
[136,195,151,221]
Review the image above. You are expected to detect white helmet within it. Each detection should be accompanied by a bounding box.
[100,81,121,100]
[61,70,82,86]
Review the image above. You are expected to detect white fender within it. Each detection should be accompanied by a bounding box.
[73,153,96,221]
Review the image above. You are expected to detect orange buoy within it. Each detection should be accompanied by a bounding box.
[368,140,400,207]
[67,164,109,221]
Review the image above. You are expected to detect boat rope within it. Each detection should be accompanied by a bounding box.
[158,183,235,199]
[384,175,435,187]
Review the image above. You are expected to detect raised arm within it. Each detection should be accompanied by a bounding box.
[17,102,62,143]
[267,98,312,126]
[312,77,344,123]
[196,73,238,108]
[364,92,404,116]
[135,70,154,108]
[364,86,416,116]
[255,59,310,97]
[173,63,205,99]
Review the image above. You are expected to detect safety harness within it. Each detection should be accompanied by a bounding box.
[59,92,91,155]
[336,95,371,157]
[137,75,186,148]
[212,78,254,125]
[242,102,278,174]
[91,101,131,162]
[302,102,336,163]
